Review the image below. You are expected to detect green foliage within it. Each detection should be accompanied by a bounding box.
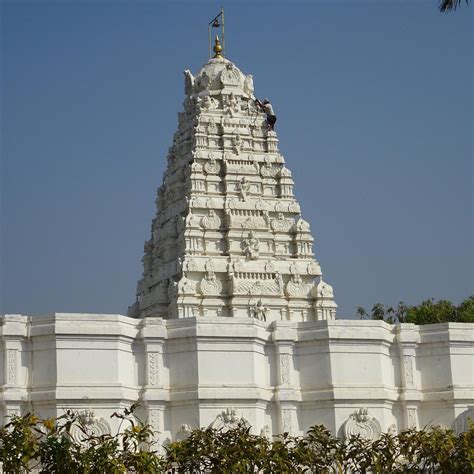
[358,295,474,325]
[0,408,473,473]
[439,0,470,12]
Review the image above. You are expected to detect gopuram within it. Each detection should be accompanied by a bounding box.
[1,32,473,444]
[128,37,337,324]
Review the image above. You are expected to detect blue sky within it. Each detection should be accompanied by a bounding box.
[1,1,472,317]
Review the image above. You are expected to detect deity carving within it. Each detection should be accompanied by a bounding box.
[232,134,242,154]
[237,177,250,201]
[275,272,284,294]
[200,259,222,295]
[200,209,221,230]
[224,92,240,117]
[204,156,221,175]
[286,265,307,297]
[261,158,279,178]
[251,299,269,322]
[207,118,217,134]
[196,71,210,90]
[343,407,381,441]
[242,231,260,260]
[271,212,290,232]
[220,62,242,86]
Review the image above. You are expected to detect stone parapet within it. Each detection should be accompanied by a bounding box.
[1,313,472,441]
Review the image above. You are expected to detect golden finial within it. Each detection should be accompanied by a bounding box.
[213,35,223,59]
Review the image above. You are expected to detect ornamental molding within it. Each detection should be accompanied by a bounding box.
[7,349,17,385]
[148,352,159,386]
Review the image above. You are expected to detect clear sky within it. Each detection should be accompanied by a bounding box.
[1,1,472,317]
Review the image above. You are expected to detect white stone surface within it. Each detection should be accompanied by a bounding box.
[0,314,473,441]
[2,55,472,443]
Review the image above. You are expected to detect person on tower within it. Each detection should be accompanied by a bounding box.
[256,98,277,131]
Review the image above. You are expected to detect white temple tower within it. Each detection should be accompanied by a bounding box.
[128,38,337,323]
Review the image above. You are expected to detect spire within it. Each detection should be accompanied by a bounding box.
[213,35,223,59]
[128,55,337,322]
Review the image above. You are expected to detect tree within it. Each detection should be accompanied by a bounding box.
[357,296,474,325]
[439,0,470,12]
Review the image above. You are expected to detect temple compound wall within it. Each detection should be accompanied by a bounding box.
[1,313,473,443]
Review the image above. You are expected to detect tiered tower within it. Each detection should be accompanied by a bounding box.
[129,39,336,322]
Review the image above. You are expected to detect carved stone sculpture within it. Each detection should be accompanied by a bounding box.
[237,177,250,201]
[70,410,111,446]
[343,407,381,441]
[208,408,250,432]
[242,231,260,260]
[251,299,269,321]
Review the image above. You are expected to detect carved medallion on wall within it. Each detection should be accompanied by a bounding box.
[70,410,111,446]
[452,408,474,435]
[208,408,250,432]
[204,157,221,175]
[200,209,221,230]
[343,407,381,441]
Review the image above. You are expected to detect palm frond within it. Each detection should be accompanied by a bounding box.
[439,0,470,12]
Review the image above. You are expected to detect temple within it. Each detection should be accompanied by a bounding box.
[128,38,337,324]
[1,39,473,444]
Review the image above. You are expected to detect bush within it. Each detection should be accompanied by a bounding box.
[357,295,474,325]
[0,408,472,473]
